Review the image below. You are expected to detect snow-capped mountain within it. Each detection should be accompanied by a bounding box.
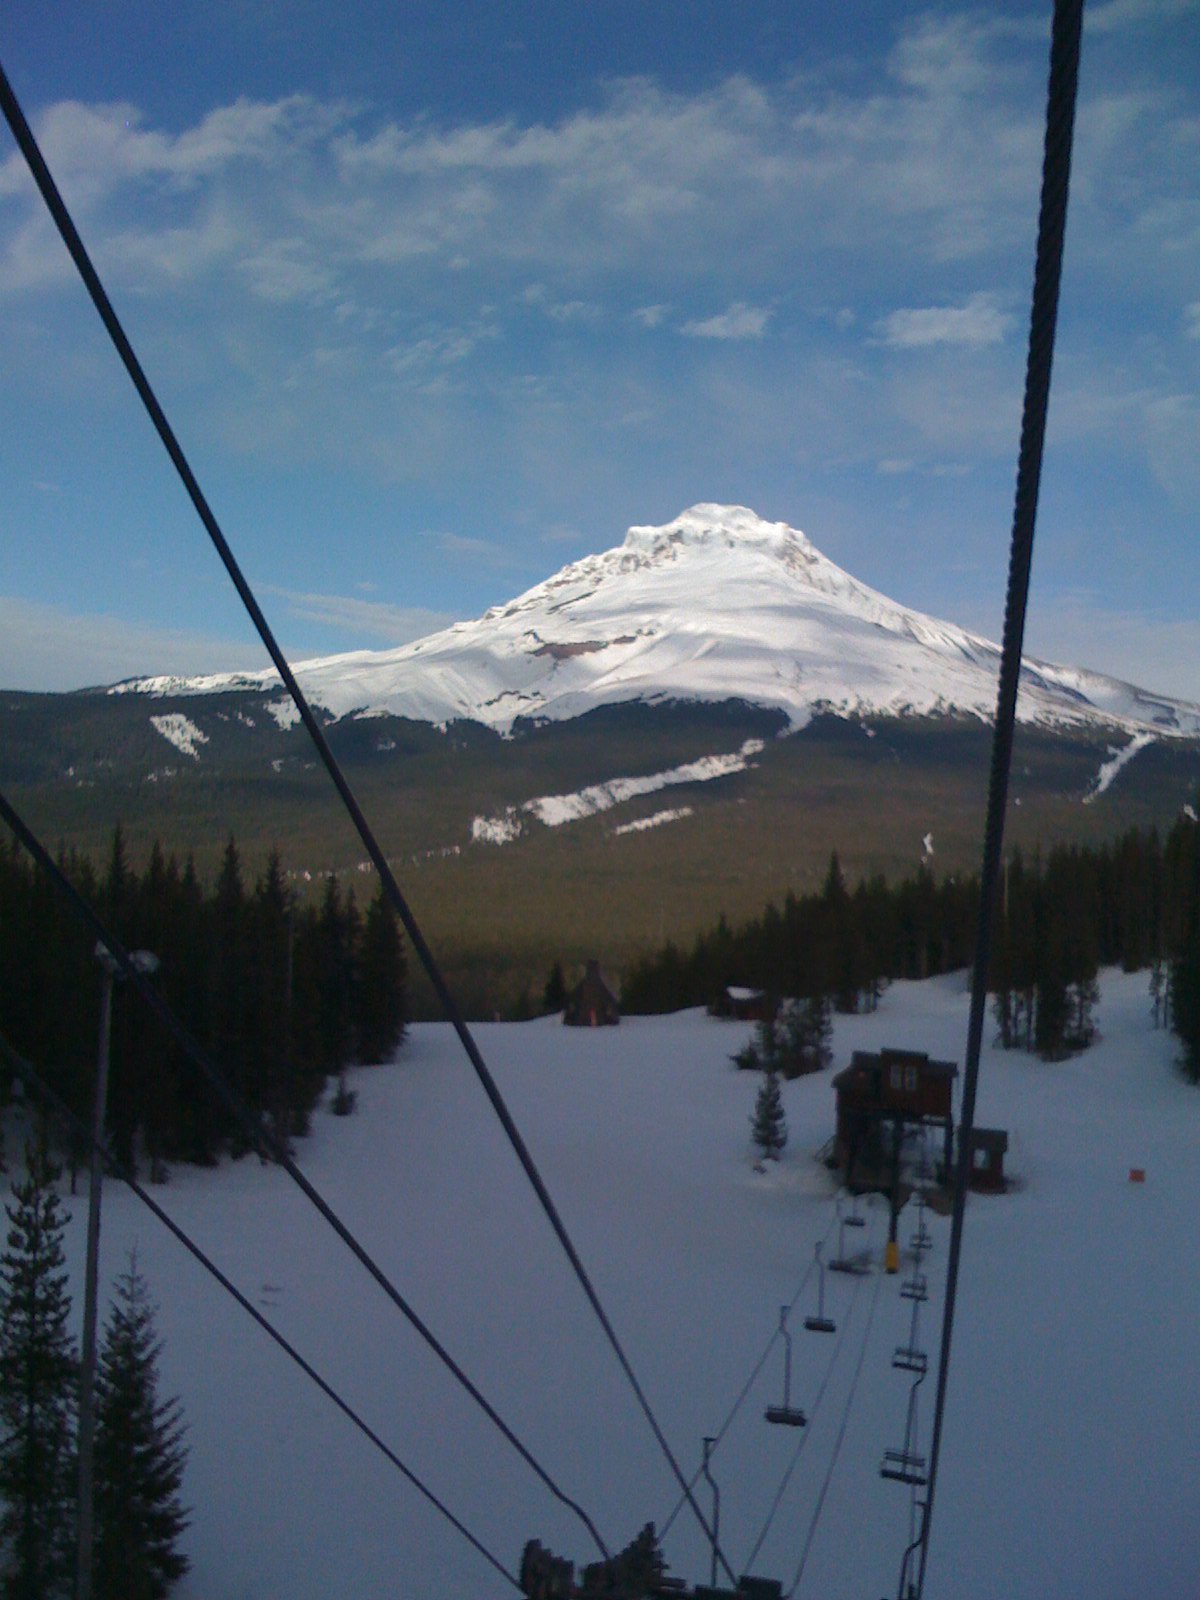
[115,504,1200,740]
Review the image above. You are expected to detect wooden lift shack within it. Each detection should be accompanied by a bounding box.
[830,1048,957,1268]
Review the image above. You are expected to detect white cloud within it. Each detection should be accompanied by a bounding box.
[876,293,1013,350]
[682,301,770,340]
[435,531,512,565]
[1023,596,1200,704]
[263,588,458,642]
[1088,0,1200,32]
[0,596,261,691]
[633,304,668,328]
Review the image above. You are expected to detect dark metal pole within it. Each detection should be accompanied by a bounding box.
[701,1437,720,1590]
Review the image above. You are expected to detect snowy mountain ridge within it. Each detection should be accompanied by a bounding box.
[114,504,1200,741]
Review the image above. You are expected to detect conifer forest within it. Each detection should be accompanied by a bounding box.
[622,812,1200,1074]
[0,829,408,1175]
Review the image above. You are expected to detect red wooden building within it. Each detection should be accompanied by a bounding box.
[831,1046,957,1189]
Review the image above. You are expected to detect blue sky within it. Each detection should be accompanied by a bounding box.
[1,0,1197,696]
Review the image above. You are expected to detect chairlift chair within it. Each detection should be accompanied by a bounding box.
[829,1197,869,1275]
[764,1306,807,1427]
[842,1190,866,1228]
[804,1242,836,1334]
[892,1346,928,1375]
[880,1448,927,1487]
[899,1273,927,1303]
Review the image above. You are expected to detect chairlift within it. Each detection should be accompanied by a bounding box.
[804,1242,836,1334]
[909,1189,932,1255]
[764,1306,807,1428]
[892,1346,927,1375]
[899,1273,927,1303]
[880,1448,928,1487]
[829,1196,869,1275]
[843,1191,866,1229]
[882,1347,928,1487]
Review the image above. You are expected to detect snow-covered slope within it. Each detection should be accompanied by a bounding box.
[42,968,1200,1600]
[116,504,1200,740]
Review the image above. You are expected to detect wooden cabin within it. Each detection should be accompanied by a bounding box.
[831,1047,957,1186]
[967,1126,1008,1192]
[563,960,620,1028]
[708,984,776,1023]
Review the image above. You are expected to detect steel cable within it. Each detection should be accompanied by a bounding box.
[658,1205,840,1541]
[0,788,609,1559]
[741,1247,872,1576]
[0,1030,521,1593]
[0,63,731,1581]
[914,3,1085,1594]
[785,1264,884,1598]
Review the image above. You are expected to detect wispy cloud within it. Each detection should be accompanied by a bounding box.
[1185,301,1200,339]
[682,301,770,340]
[263,587,458,642]
[1087,0,1200,33]
[434,531,515,566]
[0,596,261,691]
[875,293,1013,350]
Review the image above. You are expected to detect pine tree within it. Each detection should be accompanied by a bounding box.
[542,960,568,1015]
[779,994,832,1077]
[93,1253,190,1600]
[0,1142,77,1600]
[354,884,408,1064]
[750,1070,787,1164]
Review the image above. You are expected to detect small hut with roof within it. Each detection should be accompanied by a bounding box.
[563,960,620,1028]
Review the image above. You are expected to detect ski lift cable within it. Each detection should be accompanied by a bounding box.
[0,64,729,1580]
[915,3,1085,1594]
[0,1030,521,1594]
[658,1209,839,1541]
[784,1265,884,1599]
[741,1262,870,1576]
[0,789,610,1563]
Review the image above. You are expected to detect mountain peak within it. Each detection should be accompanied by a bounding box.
[624,503,811,559]
[113,504,1200,743]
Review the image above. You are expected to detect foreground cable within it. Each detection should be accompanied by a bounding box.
[0,1031,520,1593]
[914,3,1085,1594]
[0,64,730,1582]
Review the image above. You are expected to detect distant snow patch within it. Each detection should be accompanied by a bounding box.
[472,811,523,846]
[472,739,761,845]
[149,713,208,760]
[1083,732,1154,804]
[265,699,301,731]
[613,806,694,836]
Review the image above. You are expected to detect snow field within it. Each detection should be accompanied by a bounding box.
[25,967,1200,1600]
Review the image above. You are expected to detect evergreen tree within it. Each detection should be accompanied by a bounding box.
[542,960,568,1015]
[0,1143,76,1600]
[750,1070,787,1164]
[354,885,408,1064]
[778,994,832,1077]
[93,1253,190,1600]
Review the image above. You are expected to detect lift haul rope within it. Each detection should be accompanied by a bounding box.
[741,1239,873,1577]
[915,2,1085,1595]
[0,1031,521,1594]
[786,1264,884,1598]
[659,1208,839,1542]
[0,787,611,1560]
[0,59,734,1586]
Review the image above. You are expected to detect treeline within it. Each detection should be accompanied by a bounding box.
[623,855,978,1016]
[0,828,407,1172]
[622,813,1200,1069]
